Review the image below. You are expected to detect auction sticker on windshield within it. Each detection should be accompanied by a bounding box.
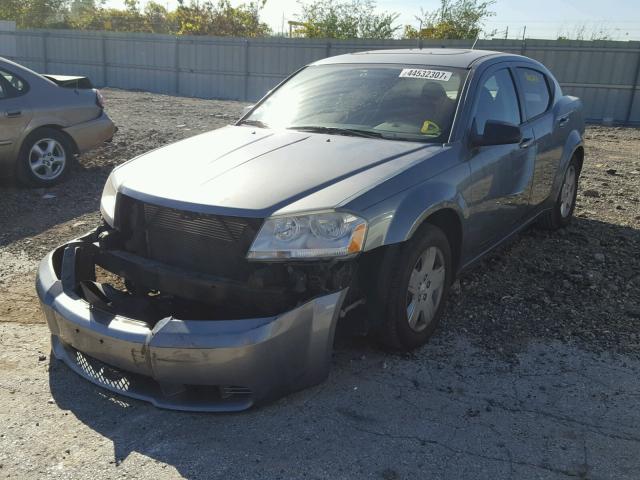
[399,69,452,81]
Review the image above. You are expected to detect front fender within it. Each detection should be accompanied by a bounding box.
[360,163,469,251]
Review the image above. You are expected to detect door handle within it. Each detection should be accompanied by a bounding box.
[519,137,533,149]
[5,110,22,118]
[557,115,569,127]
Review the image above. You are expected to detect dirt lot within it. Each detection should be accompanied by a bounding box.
[1,89,639,479]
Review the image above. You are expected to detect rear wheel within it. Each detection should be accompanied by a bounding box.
[376,224,452,351]
[16,128,74,187]
[538,156,579,230]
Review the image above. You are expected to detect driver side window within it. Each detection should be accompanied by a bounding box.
[473,68,521,136]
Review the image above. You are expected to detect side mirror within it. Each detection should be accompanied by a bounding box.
[471,120,522,147]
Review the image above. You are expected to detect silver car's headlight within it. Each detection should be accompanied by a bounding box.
[100,173,118,226]
[247,211,367,260]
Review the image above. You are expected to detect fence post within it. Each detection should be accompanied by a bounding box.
[625,45,640,125]
[174,36,180,95]
[243,39,250,101]
[42,31,48,73]
[101,34,107,87]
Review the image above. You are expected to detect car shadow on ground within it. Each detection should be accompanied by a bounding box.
[45,217,640,478]
[46,327,640,479]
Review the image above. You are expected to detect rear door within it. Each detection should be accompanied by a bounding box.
[464,64,536,253]
[0,68,32,165]
[512,65,561,206]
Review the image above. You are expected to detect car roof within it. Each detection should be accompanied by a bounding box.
[0,56,42,79]
[312,49,515,69]
[0,56,28,70]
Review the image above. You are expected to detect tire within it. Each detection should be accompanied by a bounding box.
[538,156,580,230]
[16,128,74,187]
[376,224,452,351]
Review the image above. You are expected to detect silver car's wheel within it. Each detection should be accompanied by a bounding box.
[406,246,446,333]
[29,138,67,181]
[376,224,451,351]
[559,164,576,218]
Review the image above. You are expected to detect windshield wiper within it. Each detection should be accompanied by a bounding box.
[238,119,269,128]
[288,125,383,139]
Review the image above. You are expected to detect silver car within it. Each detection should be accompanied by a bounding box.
[37,49,584,411]
[0,57,116,186]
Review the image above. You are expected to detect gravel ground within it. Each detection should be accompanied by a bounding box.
[0,89,639,479]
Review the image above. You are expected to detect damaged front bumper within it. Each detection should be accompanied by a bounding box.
[36,229,348,412]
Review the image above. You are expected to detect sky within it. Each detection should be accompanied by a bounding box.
[104,0,640,40]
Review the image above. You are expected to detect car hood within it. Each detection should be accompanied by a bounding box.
[114,125,442,217]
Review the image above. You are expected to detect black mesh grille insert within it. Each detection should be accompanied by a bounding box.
[143,203,249,242]
[115,194,263,280]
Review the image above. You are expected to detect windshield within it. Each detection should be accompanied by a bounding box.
[243,64,468,143]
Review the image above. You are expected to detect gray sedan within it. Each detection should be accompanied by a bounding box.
[37,49,584,411]
[0,57,115,186]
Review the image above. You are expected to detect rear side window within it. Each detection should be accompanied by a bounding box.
[515,68,551,120]
[0,69,28,97]
[472,68,521,135]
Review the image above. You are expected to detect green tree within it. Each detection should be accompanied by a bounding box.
[69,0,99,18]
[170,0,270,36]
[68,1,148,32]
[0,0,25,24]
[404,0,495,40]
[0,0,271,37]
[296,0,399,39]
[0,0,70,28]
[141,2,173,33]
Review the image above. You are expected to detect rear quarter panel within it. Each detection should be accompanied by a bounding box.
[25,85,101,132]
[547,96,584,207]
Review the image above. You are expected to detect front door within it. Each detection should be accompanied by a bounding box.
[465,66,536,254]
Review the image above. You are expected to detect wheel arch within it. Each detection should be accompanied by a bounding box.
[550,130,584,201]
[356,180,468,329]
[573,145,584,175]
[360,174,468,275]
[359,205,464,300]
[414,208,463,275]
[358,207,462,341]
[21,124,80,156]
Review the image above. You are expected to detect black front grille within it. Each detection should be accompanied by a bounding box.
[115,194,263,279]
[143,203,249,243]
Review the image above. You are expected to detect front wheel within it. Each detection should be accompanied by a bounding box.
[376,224,452,351]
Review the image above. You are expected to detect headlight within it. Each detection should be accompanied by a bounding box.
[247,212,367,260]
[100,173,118,226]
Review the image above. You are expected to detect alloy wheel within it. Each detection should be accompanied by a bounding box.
[406,246,446,333]
[29,138,66,181]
